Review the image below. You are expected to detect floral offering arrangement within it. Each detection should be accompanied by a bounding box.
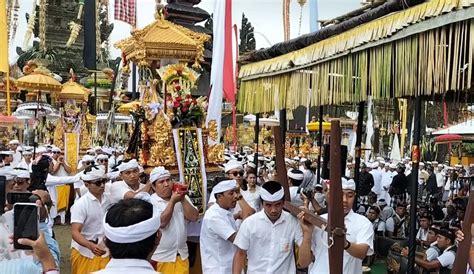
[158,64,207,128]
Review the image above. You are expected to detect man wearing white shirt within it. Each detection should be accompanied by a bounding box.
[8,139,22,167]
[148,167,199,274]
[288,169,304,207]
[401,227,456,273]
[70,167,111,274]
[200,180,242,274]
[50,147,73,225]
[109,159,152,203]
[232,181,311,274]
[370,162,383,197]
[300,178,375,274]
[16,149,33,171]
[416,213,432,244]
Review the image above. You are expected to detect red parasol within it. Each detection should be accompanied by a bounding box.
[434,134,463,144]
[0,114,20,124]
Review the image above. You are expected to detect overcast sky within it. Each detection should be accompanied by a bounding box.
[9,0,362,63]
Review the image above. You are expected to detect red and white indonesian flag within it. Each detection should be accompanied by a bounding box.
[206,0,236,143]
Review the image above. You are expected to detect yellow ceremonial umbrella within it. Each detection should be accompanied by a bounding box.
[118,101,141,114]
[60,79,90,103]
[16,66,62,101]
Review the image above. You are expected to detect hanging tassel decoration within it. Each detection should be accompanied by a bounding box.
[66,22,82,48]
[23,1,37,49]
[39,0,47,51]
[11,0,19,40]
[65,0,84,48]
[96,0,103,62]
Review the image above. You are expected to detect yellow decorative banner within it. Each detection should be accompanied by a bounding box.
[64,132,79,174]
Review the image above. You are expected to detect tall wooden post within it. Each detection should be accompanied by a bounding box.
[328,120,344,274]
[407,96,422,273]
[354,101,365,210]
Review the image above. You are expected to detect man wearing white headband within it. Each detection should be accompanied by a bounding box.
[93,199,161,273]
[148,166,198,274]
[77,155,96,173]
[11,168,30,192]
[288,169,304,207]
[207,161,255,221]
[16,148,33,171]
[200,180,244,274]
[8,139,22,167]
[110,159,151,203]
[0,150,15,173]
[70,167,111,274]
[301,177,374,274]
[233,181,311,274]
[225,160,245,190]
[50,146,72,225]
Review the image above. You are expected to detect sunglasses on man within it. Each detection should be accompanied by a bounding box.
[88,179,107,186]
[228,170,244,177]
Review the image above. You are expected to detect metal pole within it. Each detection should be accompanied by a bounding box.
[354,101,365,210]
[407,96,422,273]
[94,72,98,115]
[316,105,323,185]
[254,113,260,169]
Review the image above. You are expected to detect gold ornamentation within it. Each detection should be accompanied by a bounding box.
[207,120,218,141]
[114,17,210,67]
[145,110,176,166]
[53,120,64,150]
[80,117,91,150]
[64,133,78,174]
[208,143,225,164]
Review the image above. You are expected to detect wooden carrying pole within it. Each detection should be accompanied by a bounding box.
[452,182,474,273]
[273,125,345,274]
[407,96,422,273]
[328,120,344,274]
[273,126,328,227]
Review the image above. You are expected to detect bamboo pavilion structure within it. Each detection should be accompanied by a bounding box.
[237,1,474,272]
[238,0,474,113]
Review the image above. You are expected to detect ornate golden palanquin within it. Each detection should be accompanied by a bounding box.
[115,16,209,68]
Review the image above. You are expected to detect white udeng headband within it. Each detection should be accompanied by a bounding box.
[103,204,161,244]
[259,187,284,202]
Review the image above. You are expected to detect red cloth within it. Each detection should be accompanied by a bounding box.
[114,0,136,27]
[222,0,235,103]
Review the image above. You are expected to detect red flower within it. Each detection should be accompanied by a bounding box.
[182,107,189,113]
[184,101,191,108]
[192,99,197,105]
[173,101,180,108]
[186,94,192,99]
[174,85,181,92]
[176,96,182,101]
